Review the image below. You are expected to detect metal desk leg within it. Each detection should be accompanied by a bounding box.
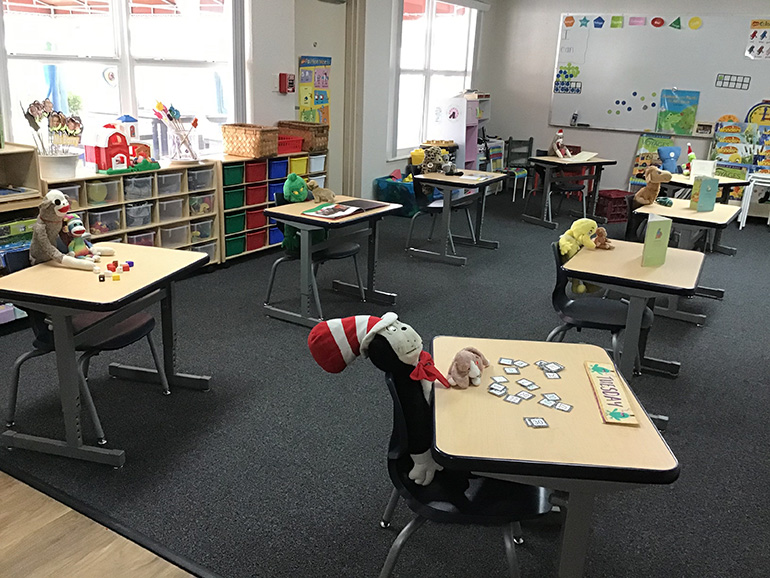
[654,295,707,326]
[334,218,397,305]
[618,296,646,379]
[110,282,213,389]
[711,228,737,256]
[2,314,125,466]
[557,491,596,578]
[453,185,500,249]
[408,184,467,265]
[523,167,559,229]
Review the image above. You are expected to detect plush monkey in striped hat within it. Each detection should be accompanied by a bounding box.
[308,312,449,486]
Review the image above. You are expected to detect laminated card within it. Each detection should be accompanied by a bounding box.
[689,175,718,212]
[584,362,638,426]
[642,214,672,267]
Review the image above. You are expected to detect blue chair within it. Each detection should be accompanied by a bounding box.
[501,137,533,201]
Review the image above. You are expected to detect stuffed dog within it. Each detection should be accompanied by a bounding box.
[447,347,490,389]
[634,165,672,206]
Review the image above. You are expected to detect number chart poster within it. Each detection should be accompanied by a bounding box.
[298,56,331,125]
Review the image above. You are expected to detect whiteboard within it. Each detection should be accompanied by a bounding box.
[550,13,770,133]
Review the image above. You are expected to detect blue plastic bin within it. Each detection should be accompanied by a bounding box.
[269,227,284,245]
[268,158,289,180]
[268,180,286,202]
[373,177,419,217]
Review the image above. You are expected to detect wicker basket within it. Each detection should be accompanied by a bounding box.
[277,121,329,152]
[221,124,278,158]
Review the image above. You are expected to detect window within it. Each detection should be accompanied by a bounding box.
[1,0,237,156]
[392,0,478,156]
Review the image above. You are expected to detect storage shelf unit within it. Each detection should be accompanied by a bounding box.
[217,151,328,261]
[43,162,222,264]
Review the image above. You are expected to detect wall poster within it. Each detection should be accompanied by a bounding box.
[298,56,332,125]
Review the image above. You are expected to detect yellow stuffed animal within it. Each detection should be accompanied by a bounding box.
[558,218,598,294]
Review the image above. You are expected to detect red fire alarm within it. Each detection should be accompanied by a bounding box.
[279,73,295,94]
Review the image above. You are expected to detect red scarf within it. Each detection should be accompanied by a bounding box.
[410,350,451,388]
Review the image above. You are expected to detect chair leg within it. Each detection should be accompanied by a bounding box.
[351,254,366,302]
[310,264,323,319]
[512,521,524,544]
[6,349,49,427]
[264,256,292,305]
[406,212,424,249]
[378,515,427,578]
[447,226,457,255]
[611,331,621,365]
[380,488,400,529]
[78,351,106,445]
[146,333,171,395]
[463,207,476,243]
[503,523,523,578]
[427,214,437,241]
[546,324,570,342]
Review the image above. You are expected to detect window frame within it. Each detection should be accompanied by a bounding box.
[0,0,245,144]
[387,0,480,160]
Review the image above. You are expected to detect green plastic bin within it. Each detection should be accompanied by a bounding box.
[224,186,245,210]
[225,211,246,235]
[225,234,246,257]
[223,163,245,187]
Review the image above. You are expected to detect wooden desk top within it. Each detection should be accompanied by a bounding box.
[529,155,617,167]
[414,169,506,188]
[667,174,750,188]
[562,239,704,296]
[432,337,679,484]
[0,243,207,312]
[263,195,401,228]
[635,198,741,227]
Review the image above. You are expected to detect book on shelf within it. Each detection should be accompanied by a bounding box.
[302,199,387,219]
[689,175,718,212]
[641,213,672,267]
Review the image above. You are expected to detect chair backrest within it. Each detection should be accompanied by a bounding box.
[624,194,647,242]
[4,248,31,273]
[1,248,52,347]
[550,241,571,313]
[504,137,533,169]
[384,374,411,461]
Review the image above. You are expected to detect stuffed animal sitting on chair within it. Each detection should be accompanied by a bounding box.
[558,218,598,294]
[634,166,673,206]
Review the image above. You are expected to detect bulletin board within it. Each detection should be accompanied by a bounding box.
[550,14,770,133]
[298,56,331,125]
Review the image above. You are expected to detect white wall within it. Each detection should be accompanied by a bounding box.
[295,0,346,190]
[247,0,296,125]
[476,0,770,189]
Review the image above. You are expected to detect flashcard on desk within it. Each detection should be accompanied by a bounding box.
[544,362,564,372]
[513,360,529,368]
[524,417,549,428]
[516,378,535,387]
[503,367,520,375]
[491,376,509,383]
[498,357,514,366]
[488,388,507,397]
[539,398,557,408]
[535,360,548,368]
[542,393,561,401]
[504,394,522,404]
[488,383,507,392]
[516,390,535,400]
[555,402,573,412]
[545,372,561,380]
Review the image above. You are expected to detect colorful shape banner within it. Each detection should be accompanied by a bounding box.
[298,56,332,125]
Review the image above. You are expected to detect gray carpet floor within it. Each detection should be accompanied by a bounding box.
[1,192,769,577]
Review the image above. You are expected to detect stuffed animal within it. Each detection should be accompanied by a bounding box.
[682,142,696,176]
[283,173,308,203]
[66,214,100,260]
[548,129,572,158]
[306,179,336,204]
[440,151,458,175]
[593,227,614,250]
[558,218,598,294]
[308,313,450,486]
[446,347,489,389]
[634,166,673,206]
[30,190,113,271]
[657,146,681,174]
[421,146,444,173]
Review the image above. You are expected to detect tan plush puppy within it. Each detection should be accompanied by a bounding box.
[634,166,673,206]
[447,347,490,389]
[306,179,336,203]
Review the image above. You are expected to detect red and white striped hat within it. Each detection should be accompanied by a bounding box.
[308,312,398,373]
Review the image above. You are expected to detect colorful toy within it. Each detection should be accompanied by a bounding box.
[306,179,336,203]
[657,146,681,174]
[83,117,160,174]
[548,129,572,158]
[446,347,490,389]
[99,274,105,282]
[634,166,673,206]
[112,273,121,281]
[558,218,598,294]
[308,313,451,486]
[594,227,614,250]
[682,142,696,176]
[656,197,674,207]
[421,146,444,173]
[282,173,308,202]
[65,214,101,261]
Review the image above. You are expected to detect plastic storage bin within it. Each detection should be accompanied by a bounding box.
[268,158,289,179]
[191,218,214,241]
[100,236,123,243]
[0,303,17,324]
[225,234,246,257]
[189,193,215,216]
[124,175,153,200]
[88,208,121,234]
[223,163,244,187]
[289,155,308,175]
[225,211,246,235]
[308,154,326,173]
[312,175,326,188]
[193,241,216,262]
[224,186,245,210]
[246,230,267,251]
[56,184,81,205]
[187,167,214,191]
[268,227,283,245]
[596,189,629,223]
[245,161,267,183]
[160,224,189,248]
[127,231,155,246]
[157,172,183,195]
[246,184,268,206]
[278,135,303,155]
[125,202,152,227]
[86,180,120,205]
[246,209,266,230]
[374,177,417,217]
[159,197,185,222]
[268,181,285,202]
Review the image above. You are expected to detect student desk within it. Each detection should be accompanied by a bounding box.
[411,170,505,266]
[432,336,679,578]
[661,174,749,256]
[526,156,617,229]
[0,243,210,467]
[263,196,401,327]
[636,199,740,325]
[562,239,704,379]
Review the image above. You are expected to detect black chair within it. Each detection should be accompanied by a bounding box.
[524,149,587,221]
[625,194,648,242]
[264,191,365,320]
[405,178,476,255]
[377,374,550,578]
[546,242,653,369]
[501,137,533,201]
[4,249,169,446]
